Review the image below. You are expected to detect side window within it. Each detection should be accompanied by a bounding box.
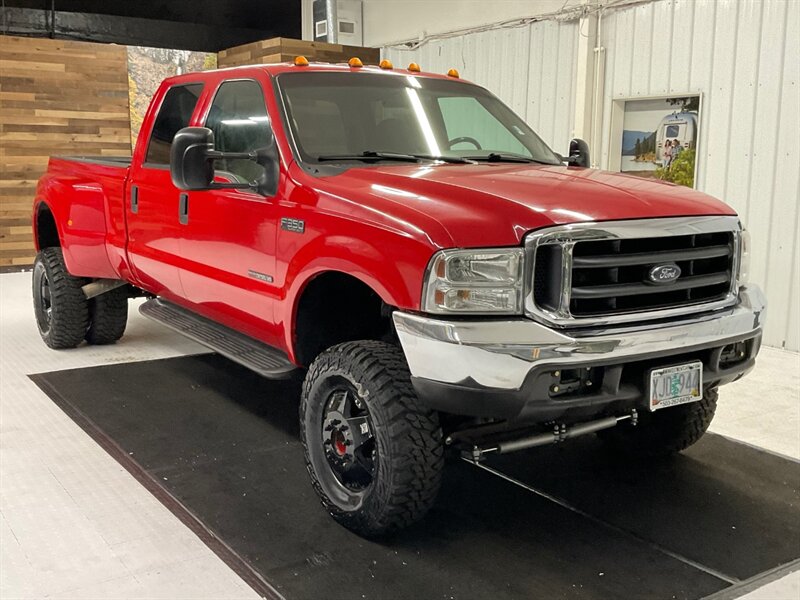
[205,80,272,183]
[437,96,530,156]
[145,83,204,165]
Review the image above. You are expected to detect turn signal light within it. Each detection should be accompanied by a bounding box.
[294,56,309,66]
[379,59,393,70]
[348,57,364,68]
[408,62,421,72]
[447,68,460,78]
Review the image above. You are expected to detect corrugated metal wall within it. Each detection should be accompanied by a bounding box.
[598,0,799,350]
[383,19,579,153]
[382,0,799,351]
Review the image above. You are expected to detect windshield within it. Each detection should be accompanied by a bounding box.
[276,72,561,165]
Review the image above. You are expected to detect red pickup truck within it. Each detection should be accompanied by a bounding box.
[33,60,765,536]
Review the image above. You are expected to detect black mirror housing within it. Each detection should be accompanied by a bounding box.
[170,126,279,195]
[170,127,216,190]
[567,138,591,168]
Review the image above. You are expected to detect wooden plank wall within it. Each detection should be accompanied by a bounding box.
[0,35,131,268]
[218,37,380,68]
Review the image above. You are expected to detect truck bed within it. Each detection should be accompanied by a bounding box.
[37,155,133,280]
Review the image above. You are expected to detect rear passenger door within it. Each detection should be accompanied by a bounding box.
[127,82,203,299]
[177,78,283,346]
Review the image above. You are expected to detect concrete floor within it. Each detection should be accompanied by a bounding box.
[1,270,798,599]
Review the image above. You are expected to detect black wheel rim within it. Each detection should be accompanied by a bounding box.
[38,270,53,332]
[321,386,376,491]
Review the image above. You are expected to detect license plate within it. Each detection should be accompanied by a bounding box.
[649,362,703,411]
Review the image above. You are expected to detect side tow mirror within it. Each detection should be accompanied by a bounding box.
[170,127,216,190]
[566,138,591,168]
[170,126,276,194]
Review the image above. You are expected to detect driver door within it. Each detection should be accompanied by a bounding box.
[177,77,283,346]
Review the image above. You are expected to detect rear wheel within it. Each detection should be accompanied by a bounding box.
[85,286,128,345]
[598,388,718,458]
[32,247,89,349]
[300,340,444,537]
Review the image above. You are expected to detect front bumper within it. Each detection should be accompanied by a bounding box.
[393,285,766,421]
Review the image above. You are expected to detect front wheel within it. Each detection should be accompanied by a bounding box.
[300,340,444,537]
[598,387,719,458]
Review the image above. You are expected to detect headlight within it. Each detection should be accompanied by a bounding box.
[422,248,524,314]
[738,228,751,285]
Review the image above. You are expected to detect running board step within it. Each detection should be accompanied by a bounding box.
[140,298,298,379]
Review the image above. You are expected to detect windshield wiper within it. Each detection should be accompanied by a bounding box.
[413,153,473,164]
[465,152,555,165]
[317,151,420,163]
[316,151,472,164]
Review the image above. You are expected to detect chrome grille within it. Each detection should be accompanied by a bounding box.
[570,232,734,315]
[525,216,741,327]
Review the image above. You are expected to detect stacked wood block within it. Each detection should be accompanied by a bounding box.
[0,35,131,268]
[218,37,380,68]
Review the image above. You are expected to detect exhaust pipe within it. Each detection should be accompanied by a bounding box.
[463,410,638,462]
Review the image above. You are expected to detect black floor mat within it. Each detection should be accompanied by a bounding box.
[31,354,800,600]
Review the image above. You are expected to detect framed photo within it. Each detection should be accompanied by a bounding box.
[607,94,702,189]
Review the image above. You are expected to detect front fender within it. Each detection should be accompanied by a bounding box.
[280,232,432,361]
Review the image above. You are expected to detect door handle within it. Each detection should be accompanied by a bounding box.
[179,193,189,225]
[130,185,139,213]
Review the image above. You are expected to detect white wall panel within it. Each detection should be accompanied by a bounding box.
[598,0,799,350]
[383,19,578,151]
[362,0,570,47]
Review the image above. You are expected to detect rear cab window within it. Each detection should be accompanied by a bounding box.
[145,83,204,165]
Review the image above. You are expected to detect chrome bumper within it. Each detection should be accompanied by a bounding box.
[393,285,766,391]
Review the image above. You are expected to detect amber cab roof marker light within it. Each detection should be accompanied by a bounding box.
[407,62,421,72]
[447,68,460,78]
[348,57,364,68]
[294,56,309,67]
[379,59,394,70]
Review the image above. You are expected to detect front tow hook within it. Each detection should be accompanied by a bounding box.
[463,410,639,463]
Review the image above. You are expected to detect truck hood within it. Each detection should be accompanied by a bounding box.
[314,163,737,248]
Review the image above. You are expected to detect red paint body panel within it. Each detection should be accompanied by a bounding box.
[34,63,740,366]
[35,157,129,280]
[303,162,735,249]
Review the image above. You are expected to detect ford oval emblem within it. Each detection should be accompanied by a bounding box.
[648,263,681,284]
